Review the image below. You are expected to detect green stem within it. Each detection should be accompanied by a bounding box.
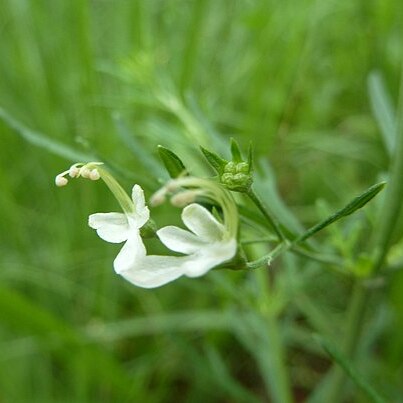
[247,188,285,242]
[241,236,278,245]
[247,241,343,271]
[247,242,289,269]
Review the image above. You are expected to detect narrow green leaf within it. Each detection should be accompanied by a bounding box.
[230,137,242,162]
[247,142,254,173]
[297,182,386,242]
[314,335,386,403]
[368,71,396,156]
[200,146,227,174]
[0,106,94,161]
[158,145,186,178]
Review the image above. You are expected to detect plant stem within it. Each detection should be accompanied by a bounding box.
[241,236,278,245]
[247,188,285,242]
[247,242,289,269]
[247,240,343,271]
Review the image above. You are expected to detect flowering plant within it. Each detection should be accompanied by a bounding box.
[55,140,385,288]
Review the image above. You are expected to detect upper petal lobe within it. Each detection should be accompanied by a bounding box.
[88,212,129,243]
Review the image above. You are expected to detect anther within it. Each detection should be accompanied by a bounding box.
[69,164,81,178]
[55,175,68,187]
[89,169,100,181]
[166,180,180,192]
[171,190,197,207]
[150,188,167,206]
[80,167,91,178]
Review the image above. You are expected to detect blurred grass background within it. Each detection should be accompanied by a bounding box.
[1,0,403,402]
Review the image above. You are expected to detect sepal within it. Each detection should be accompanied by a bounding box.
[158,145,186,178]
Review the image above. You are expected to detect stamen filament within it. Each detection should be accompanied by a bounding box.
[55,162,135,215]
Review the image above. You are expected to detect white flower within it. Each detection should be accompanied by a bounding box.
[119,203,237,288]
[56,162,239,289]
[88,185,149,274]
[157,203,237,277]
[89,191,237,288]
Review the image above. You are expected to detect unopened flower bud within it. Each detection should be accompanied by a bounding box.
[224,161,237,174]
[236,162,249,174]
[220,171,252,192]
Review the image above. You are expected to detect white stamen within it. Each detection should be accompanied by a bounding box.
[89,169,100,181]
[55,175,68,187]
[171,190,197,207]
[150,188,166,206]
[166,180,179,192]
[69,165,81,178]
[80,167,91,178]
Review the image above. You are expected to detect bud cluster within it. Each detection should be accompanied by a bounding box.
[221,161,253,192]
[200,138,254,193]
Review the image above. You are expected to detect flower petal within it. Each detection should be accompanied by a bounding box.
[182,238,237,277]
[131,184,150,227]
[181,204,225,242]
[157,225,207,254]
[88,212,129,243]
[113,231,147,274]
[118,255,189,288]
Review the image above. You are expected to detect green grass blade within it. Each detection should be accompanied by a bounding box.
[368,71,396,156]
[0,106,93,161]
[314,335,386,403]
[85,310,233,342]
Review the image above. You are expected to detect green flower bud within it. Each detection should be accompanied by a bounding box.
[236,162,249,174]
[224,161,237,174]
[220,171,253,192]
[201,138,254,193]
